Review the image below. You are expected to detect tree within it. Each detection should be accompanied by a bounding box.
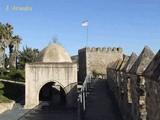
[0,25,5,68]
[0,22,22,69]
[9,35,22,68]
[0,23,11,68]
[17,46,39,69]
[4,54,9,68]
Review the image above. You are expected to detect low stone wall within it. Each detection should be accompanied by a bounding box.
[0,100,15,114]
[107,47,160,120]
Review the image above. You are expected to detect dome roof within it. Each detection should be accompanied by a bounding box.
[35,44,72,63]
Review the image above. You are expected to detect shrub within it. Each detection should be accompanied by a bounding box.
[0,95,11,103]
[0,82,4,95]
[0,68,9,76]
[9,69,25,82]
[0,90,4,95]
[0,82,4,89]
[92,69,101,78]
[92,69,103,79]
[0,68,25,82]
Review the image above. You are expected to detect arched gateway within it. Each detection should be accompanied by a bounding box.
[25,44,77,109]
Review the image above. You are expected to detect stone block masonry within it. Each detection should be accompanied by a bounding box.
[25,44,78,109]
[78,47,123,81]
[107,46,160,120]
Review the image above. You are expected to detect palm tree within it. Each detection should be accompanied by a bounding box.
[0,23,13,68]
[5,23,13,42]
[0,23,22,69]
[0,23,6,68]
[9,35,22,68]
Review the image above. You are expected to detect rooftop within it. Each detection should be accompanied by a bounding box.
[35,43,72,63]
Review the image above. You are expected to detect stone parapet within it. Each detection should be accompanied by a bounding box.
[0,101,15,114]
[78,47,123,53]
[107,46,160,120]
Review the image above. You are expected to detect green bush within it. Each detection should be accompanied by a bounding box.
[0,79,12,103]
[0,82,10,103]
[9,69,25,82]
[0,68,9,76]
[0,82,4,95]
[0,68,25,82]
[0,95,11,103]
[0,82,4,89]
[0,90,4,95]
[92,69,101,78]
[92,70,102,78]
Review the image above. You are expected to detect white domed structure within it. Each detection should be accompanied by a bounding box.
[36,43,72,63]
[25,43,77,109]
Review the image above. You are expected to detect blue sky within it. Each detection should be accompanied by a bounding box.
[0,0,159,56]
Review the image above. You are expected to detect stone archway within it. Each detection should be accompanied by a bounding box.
[25,62,77,109]
[38,81,66,104]
[24,44,77,109]
[37,80,67,101]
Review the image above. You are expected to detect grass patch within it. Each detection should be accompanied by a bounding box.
[0,82,12,103]
[0,95,12,103]
[0,82,4,89]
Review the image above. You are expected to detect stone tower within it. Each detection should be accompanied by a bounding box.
[78,47,123,81]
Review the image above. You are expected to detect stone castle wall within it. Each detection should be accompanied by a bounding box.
[78,47,123,81]
[25,63,77,109]
[78,45,160,119]
[107,47,160,120]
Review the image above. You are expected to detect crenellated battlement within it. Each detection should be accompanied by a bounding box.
[78,47,123,53]
[78,46,123,82]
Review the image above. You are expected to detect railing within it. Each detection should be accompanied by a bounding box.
[78,75,92,120]
[0,79,25,85]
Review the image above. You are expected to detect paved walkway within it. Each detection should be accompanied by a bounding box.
[0,98,77,120]
[0,96,30,120]
[0,103,29,120]
[19,102,77,120]
[0,79,122,120]
[84,79,123,120]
